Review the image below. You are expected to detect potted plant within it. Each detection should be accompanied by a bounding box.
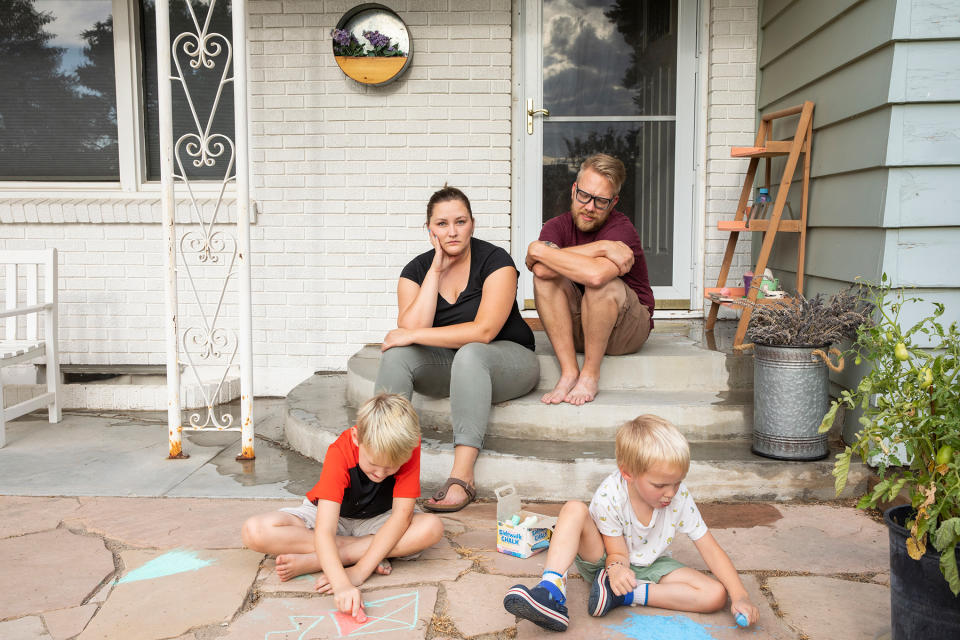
[738,288,871,460]
[331,28,408,86]
[820,277,960,638]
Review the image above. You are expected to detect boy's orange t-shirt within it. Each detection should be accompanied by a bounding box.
[305,427,420,519]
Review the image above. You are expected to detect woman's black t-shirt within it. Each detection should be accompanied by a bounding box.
[400,238,535,351]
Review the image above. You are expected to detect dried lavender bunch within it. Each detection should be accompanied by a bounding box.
[741,287,873,347]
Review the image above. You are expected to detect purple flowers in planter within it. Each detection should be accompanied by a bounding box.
[332,29,353,46]
[363,30,391,49]
[331,28,364,57]
[330,28,405,57]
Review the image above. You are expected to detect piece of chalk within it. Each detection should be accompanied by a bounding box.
[531,540,550,550]
[735,612,749,627]
[356,607,367,623]
[511,514,521,525]
[520,515,538,528]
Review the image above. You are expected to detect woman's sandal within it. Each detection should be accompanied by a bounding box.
[423,477,477,513]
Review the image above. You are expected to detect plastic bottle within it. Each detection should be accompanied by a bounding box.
[754,188,770,221]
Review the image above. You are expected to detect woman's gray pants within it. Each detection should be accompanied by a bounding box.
[374,341,540,449]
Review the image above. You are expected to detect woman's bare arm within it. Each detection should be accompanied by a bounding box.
[382,267,517,351]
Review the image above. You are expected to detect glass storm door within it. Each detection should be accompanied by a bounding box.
[517,0,698,309]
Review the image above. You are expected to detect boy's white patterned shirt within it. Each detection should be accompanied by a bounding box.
[588,471,708,567]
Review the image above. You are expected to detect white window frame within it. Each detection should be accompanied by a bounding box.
[0,0,234,203]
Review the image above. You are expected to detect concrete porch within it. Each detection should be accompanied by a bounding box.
[285,320,870,502]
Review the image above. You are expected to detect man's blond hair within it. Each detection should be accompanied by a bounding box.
[615,414,690,477]
[355,393,420,467]
[578,153,626,193]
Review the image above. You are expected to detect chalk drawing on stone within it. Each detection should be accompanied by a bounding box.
[329,592,420,637]
[265,615,325,640]
[293,572,318,581]
[609,612,741,639]
[261,592,420,639]
[117,549,214,584]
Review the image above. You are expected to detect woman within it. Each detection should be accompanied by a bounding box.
[375,186,540,512]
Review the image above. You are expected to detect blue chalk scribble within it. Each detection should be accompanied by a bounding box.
[118,549,214,584]
[609,613,737,639]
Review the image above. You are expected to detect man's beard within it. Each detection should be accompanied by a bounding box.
[572,208,607,232]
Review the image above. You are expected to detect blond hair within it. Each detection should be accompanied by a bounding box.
[615,415,690,477]
[355,393,420,467]
[578,153,626,193]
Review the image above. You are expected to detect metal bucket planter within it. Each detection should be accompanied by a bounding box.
[752,343,839,460]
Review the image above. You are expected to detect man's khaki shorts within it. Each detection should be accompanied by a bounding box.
[568,279,652,355]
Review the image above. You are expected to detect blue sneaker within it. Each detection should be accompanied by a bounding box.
[504,584,570,632]
[588,568,627,617]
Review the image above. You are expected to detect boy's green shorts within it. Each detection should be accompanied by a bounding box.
[574,553,685,585]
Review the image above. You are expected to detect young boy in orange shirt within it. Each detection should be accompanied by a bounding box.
[242,394,443,618]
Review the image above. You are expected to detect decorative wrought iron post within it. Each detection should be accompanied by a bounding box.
[157,0,255,459]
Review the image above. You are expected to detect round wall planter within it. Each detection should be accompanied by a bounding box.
[885,505,960,638]
[334,56,408,86]
[752,343,830,460]
[332,4,412,86]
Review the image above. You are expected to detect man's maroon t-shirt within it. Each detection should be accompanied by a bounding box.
[538,211,655,327]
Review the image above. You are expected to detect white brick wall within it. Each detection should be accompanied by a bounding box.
[705,0,759,318]
[242,0,514,394]
[0,0,760,394]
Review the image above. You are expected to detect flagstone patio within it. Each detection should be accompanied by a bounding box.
[0,409,892,640]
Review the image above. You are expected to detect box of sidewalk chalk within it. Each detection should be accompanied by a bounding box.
[495,484,558,558]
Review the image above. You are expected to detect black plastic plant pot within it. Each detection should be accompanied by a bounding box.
[884,505,960,639]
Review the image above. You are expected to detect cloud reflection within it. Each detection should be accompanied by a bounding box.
[542,0,677,117]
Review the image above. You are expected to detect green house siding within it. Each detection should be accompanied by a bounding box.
[756,0,960,295]
[757,0,960,441]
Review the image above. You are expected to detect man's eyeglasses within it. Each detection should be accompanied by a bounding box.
[574,184,615,210]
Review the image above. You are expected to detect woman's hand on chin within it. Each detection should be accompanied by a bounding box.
[381,328,416,352]
[429,231,455,274]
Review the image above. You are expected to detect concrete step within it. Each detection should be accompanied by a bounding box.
[349,330,753,396]
[347,350,753,442]
[349,376,752,443]
[532,331,754,392]
[285,373,869,502]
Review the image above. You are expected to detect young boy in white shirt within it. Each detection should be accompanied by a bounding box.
[503,414,759,632]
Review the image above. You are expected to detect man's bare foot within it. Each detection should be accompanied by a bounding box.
[541,374,578,404]
[276,552,322,581]
[376,558,392,575]
[564,375,598,406]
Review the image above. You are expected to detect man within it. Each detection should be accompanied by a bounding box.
[526,154,654,406]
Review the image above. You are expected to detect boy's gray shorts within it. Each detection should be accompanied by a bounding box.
[280,498,423,559]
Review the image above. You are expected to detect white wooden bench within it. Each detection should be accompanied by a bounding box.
[1,249,62,447]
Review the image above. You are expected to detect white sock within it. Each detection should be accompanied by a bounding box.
[631,581,650,606]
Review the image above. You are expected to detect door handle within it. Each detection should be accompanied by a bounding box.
[526,98,550,135]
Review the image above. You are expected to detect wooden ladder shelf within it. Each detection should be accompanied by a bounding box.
[706,101,814,347]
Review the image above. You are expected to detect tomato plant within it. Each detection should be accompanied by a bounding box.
[820,276,960,595]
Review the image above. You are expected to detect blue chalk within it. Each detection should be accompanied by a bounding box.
[735,612,749,627]
[531,540,550,550]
